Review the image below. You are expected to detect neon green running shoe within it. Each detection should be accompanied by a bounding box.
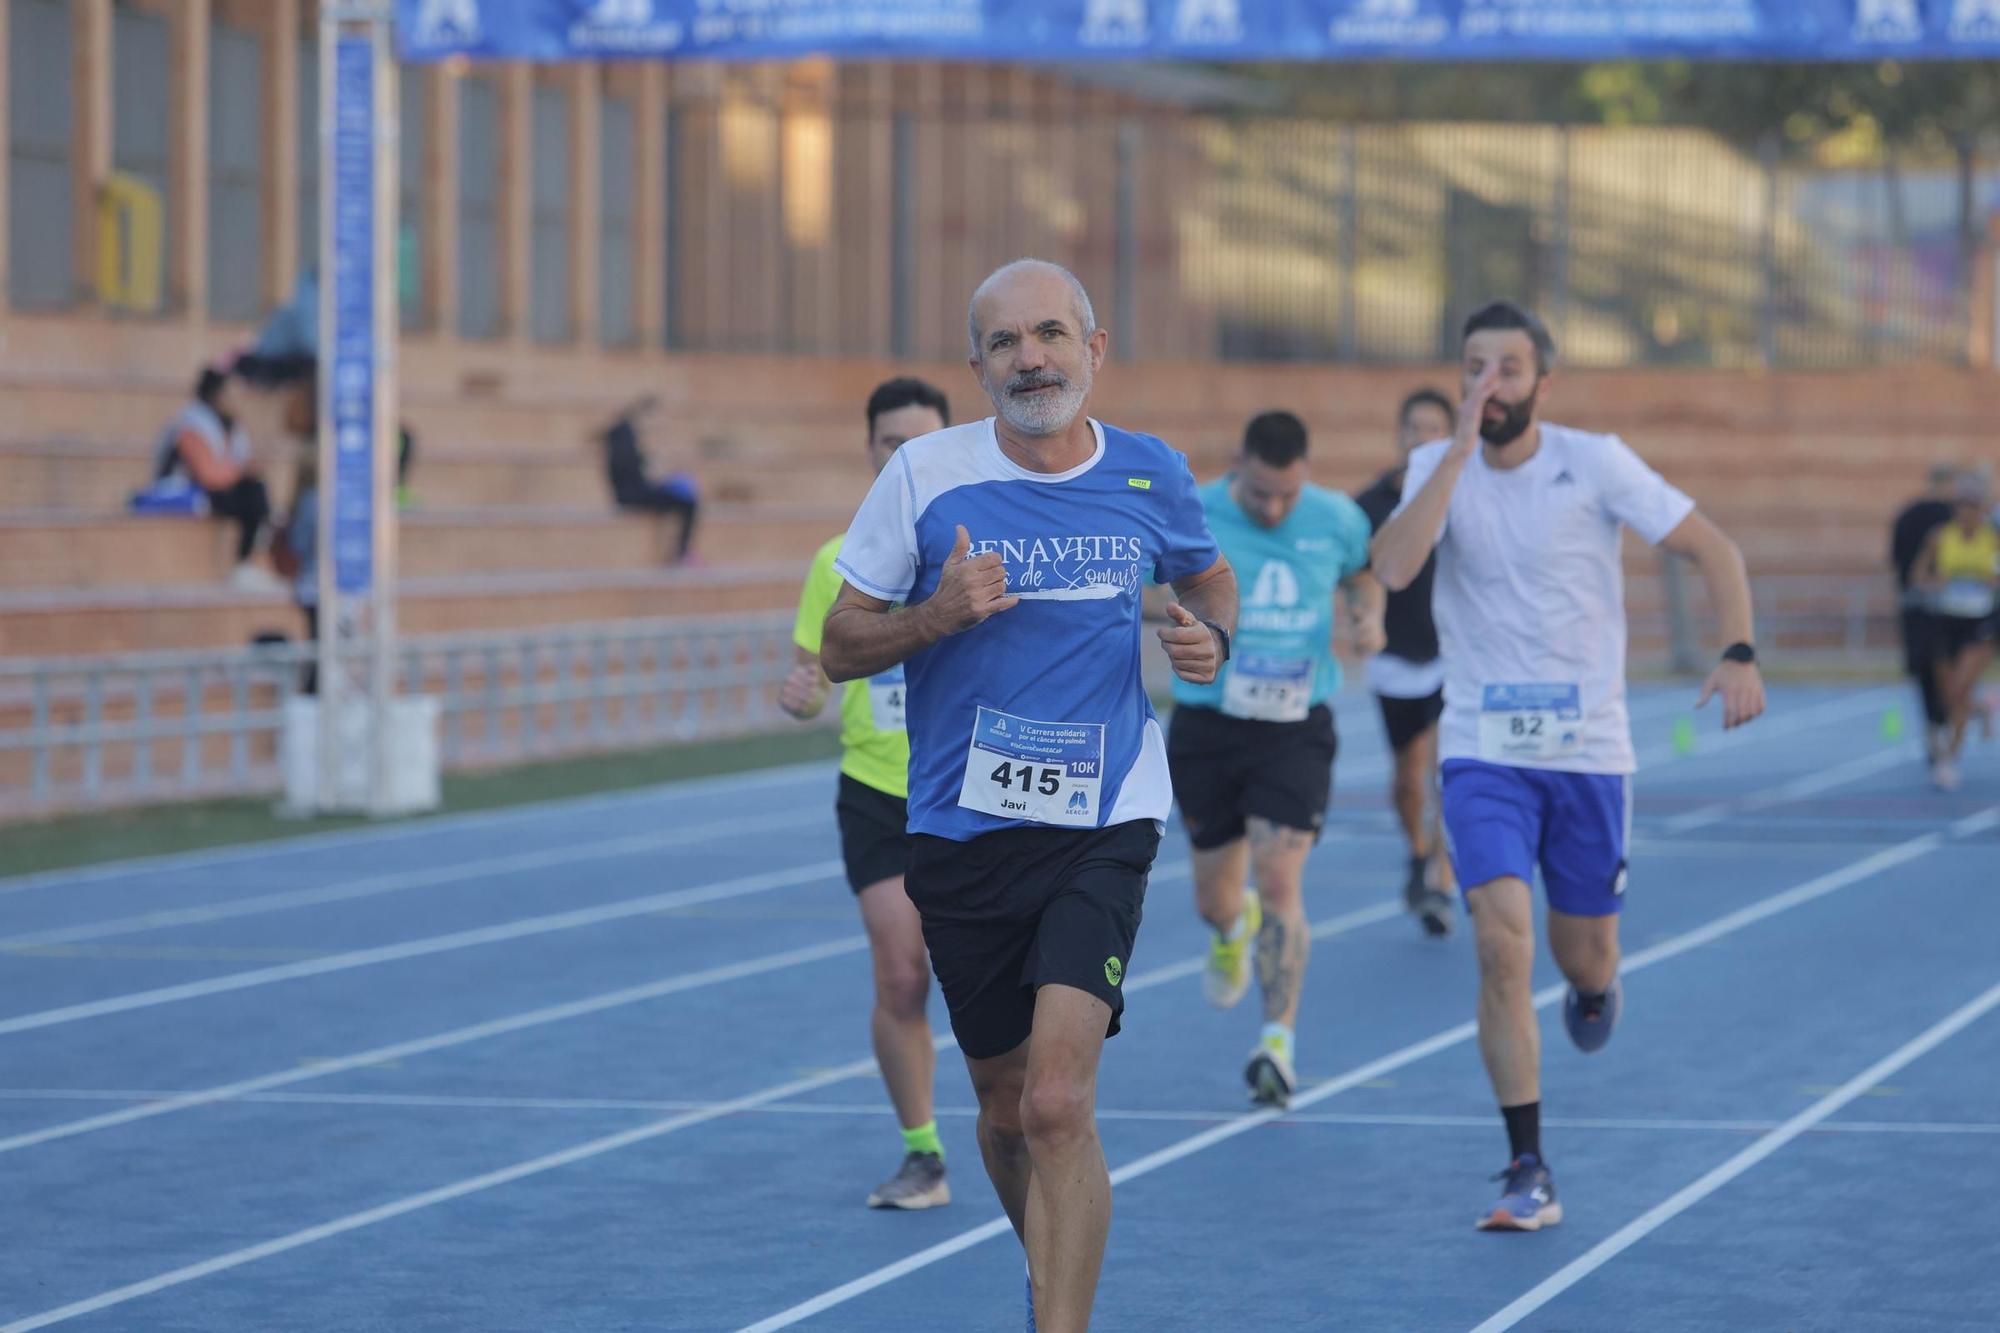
[1202,890,1260,1009]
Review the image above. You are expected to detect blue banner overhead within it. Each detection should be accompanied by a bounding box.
[396,0,2000,63]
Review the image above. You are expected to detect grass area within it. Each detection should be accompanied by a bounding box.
[0,726,844,881]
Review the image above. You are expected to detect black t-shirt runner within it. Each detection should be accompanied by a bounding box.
[1890,497,1952,592]
[1354,467,1439,665]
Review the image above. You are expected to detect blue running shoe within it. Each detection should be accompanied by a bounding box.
[1564,977,1622,1053]
[1025,1265,1036,1332]
[1476,1154,1563,1232]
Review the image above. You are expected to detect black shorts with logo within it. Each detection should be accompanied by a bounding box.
[1166,703,1337,851]
[1377,688,1445,753]
[905,819,1160,1061]
[835,773,913,894]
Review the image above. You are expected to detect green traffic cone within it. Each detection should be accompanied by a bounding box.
[1672,716,1696,756]
[1882,707,1903,742]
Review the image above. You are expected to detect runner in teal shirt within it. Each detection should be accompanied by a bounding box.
[1164,411,1383,1108]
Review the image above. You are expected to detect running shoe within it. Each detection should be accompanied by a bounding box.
[1563,978,1621,1054]
[1476,1154,1562,1231]
[1934,757,1962,792]
[865,1152,949,1210]
[1244,1035,1297,1109]
[1401,855,1429,916]
[1203,890,1261,1009]
[1403,855,1456,937]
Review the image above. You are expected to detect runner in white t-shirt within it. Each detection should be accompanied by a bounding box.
[1372,302,1766,1234]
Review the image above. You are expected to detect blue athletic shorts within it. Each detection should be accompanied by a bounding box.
[1440,759,1631,917]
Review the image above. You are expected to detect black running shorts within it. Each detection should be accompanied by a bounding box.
[835,773,912,895]
[1377,689,1445,754]
[1165,703,1337,851]
[904,819,1160,1061]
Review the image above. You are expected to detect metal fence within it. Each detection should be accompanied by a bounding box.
[660,97,1996,370]
[0,611,802,819]
[4,582,1904,820]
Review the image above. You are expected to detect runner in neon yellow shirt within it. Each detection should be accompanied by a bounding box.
[780,377,952,1211]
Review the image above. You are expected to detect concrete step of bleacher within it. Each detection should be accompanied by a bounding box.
[0,438,878,513]
[5,424,1979,524]
[0,564,805,656]
[0,504,845,592]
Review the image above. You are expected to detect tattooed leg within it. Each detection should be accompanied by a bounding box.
[1247,817,1316,1029]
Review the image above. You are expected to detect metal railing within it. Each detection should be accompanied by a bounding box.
[0,611,801,818]
[0,583,1901,820]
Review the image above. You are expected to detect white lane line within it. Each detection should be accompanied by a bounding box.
[1659,747,1911,834]
[733,820,1962,1333]
[0,934,868,1155]
[0,809,829,951]
[0,867,1375,1157]
[1950,808,2000,838]
[0,681,1855,901]
[1468,974,2000,1333]
[15,1090,1996,1139]
[0,758,839,896]
[0,860,844,1038]
[0,891,1402,1331]
[0,685,1882,954]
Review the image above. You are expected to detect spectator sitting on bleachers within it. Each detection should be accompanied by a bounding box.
[597,395,700,565]
[233,267,319,388]
[147,366,281,591]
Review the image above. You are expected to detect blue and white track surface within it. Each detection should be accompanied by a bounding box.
[1,683,1995,1331]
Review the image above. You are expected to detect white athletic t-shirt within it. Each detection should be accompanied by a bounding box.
[1398,423,1695,775]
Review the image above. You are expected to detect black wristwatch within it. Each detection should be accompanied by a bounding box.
[1721,641,1757,665]
[1201,620,1232,663]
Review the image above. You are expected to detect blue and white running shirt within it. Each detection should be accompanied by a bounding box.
[836,418,1222,841]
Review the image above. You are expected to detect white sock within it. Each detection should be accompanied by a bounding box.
[1261,1022,1294,1064]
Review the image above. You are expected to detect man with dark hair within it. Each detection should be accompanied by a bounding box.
[780,375,953,1212]
[1166,409,1382,1109]
[1889,463,1958,771]
[823,260,1234,1332]
[150,366,278,590]
[1374,299,1764,1232]
[1354,388,1459,936]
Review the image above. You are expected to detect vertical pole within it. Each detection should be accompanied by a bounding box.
[369,10,398,814]
[317,1,397,815]
[570,64,601,348]
[263,0,301,310]
[1114,118,1137,358]
[1956,131,1976,366]
[170,0,211,323]
[1758,130,1780,371]
[426,65,460,336]
[71,0,112,308]
[315,15,337,810]
[1338,123,1358,364]
[890,110,913,359]
[1551,124,1571,344]
[0,0,12,314]
[634,65,666,348]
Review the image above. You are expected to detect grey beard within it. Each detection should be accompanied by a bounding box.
[993,376,1089,437]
